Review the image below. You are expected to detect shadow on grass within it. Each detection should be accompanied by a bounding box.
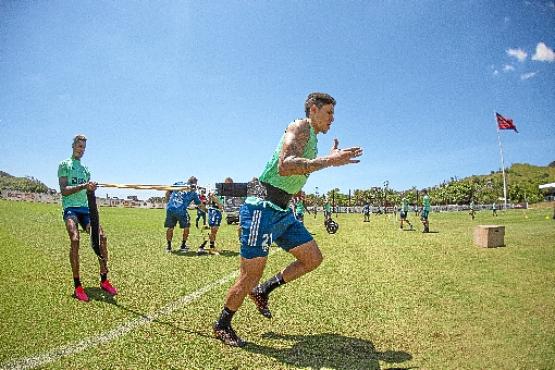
[84,287,118,304]
[100,299,215,340]
[169,249,239,257]
[244,331,414,370]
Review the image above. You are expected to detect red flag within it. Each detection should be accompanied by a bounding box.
[496,112,518,133]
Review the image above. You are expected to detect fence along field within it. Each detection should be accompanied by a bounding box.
[1,199,554,369]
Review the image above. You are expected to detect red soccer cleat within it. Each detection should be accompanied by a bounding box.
[100,280,118,296]
[74,286,89,302]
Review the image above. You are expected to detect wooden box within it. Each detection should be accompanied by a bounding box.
[473,225,505,248]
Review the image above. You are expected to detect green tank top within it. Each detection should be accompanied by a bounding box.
[259,121,318,195]
[57,157,91,209]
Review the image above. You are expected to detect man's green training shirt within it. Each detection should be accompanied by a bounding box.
[58,157,90,209]
[248,121,318,211]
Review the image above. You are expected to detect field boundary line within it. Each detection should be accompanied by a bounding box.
[1,268,242,370]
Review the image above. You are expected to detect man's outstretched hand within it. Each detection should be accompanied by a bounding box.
[329,138,363,166]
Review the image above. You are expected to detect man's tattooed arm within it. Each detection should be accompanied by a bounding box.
[278,119,363,176]
[278,120,331,176]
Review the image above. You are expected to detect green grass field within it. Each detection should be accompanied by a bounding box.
[1,199,554,369]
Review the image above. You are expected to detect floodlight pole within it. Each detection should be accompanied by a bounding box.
[495,113,509,210]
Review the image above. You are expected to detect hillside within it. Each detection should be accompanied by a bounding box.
[0,171,55,194]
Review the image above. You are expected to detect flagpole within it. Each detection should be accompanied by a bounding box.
[494,112,508,210]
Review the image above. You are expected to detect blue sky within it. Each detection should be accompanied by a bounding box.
[1,0,554,199]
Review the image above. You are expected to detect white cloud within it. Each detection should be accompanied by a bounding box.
[520,72,538,80]
[503,64,515,72]
[493,69,499,76]
[506,48,528,62]
[531,42,555,62]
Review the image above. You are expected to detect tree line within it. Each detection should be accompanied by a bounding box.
[303,163,555,207]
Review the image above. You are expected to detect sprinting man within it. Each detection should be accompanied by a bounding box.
[58,134,117,302]
[164,176,205,253]
[399,196,413,230]
[213,92,363,347]
[469,200,476,220]
[195,188,208,229]
[420,189,431,233]
[362,202,371,222]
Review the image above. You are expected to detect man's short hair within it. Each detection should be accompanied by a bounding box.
[188,176,198,184]
[72,134,87,146]
[304,92,336,117]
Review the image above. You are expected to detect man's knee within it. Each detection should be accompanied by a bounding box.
[69,232,80,246]
[291,241,323,272]
[307,248,323,271]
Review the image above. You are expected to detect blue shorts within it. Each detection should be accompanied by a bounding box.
[208,208,222,227]
[164,209,190,228]
[239,202,313,259]
[420,210,429,220]
[400,211,408,220]
[63,207,91,230]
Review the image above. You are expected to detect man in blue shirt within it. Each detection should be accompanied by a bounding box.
[164,176,205,253]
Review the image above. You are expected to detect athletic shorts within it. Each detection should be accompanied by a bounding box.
[420,210,429,220]
[208,208,222,227]
[240,202,313,259]
[164,209,190,228]
[400,211,408,220]
[296,212,304,221]
[63,207,90,230]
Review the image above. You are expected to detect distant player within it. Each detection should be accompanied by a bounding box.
[198,190,225,255]
[293,193,309,223]
[202,178,233,255]
[492,202,497,217]
[164,176,205,253]
[420,189,431,233]
[469,200,476,220]
[399,196,413,230]
[362,202,371,222]
[323,199,332,222]
[195,188,208,229]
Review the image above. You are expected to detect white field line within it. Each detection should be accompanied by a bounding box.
[1,269,240,370]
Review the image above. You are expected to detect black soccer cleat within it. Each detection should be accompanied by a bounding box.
[249,286,272,319]
[213,322,245,347]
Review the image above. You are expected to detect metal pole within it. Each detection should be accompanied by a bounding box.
[495,113,508,209]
